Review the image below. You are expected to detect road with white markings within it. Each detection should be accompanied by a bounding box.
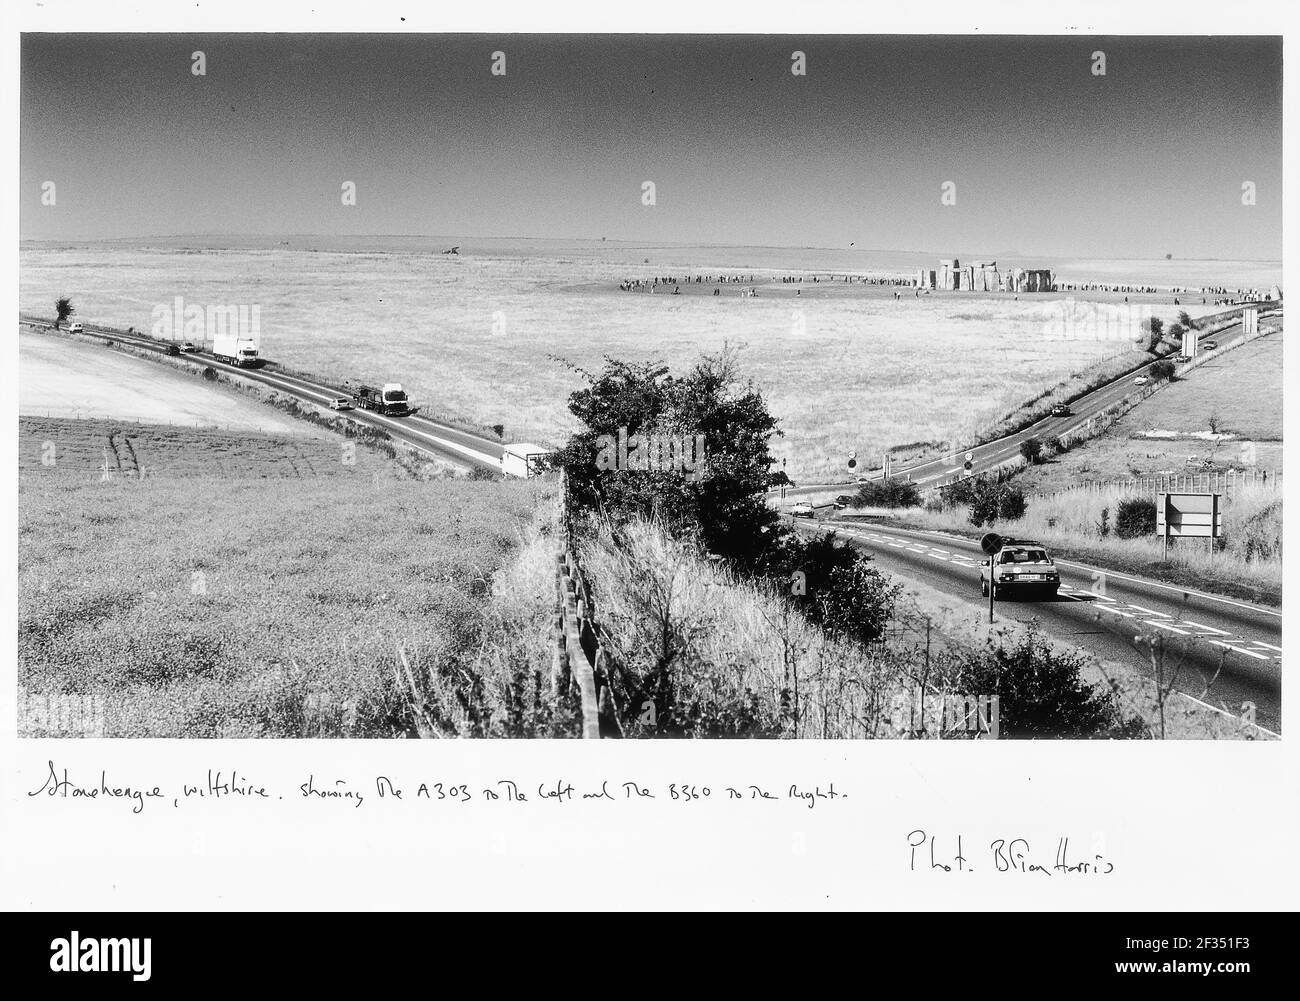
[797,518,1282,735]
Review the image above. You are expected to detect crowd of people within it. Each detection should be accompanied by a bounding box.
[617,271,916,293]
[616,272,1273,307]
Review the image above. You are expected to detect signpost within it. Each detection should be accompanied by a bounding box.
[980,532,1003,623]
[1156,492,1222,560]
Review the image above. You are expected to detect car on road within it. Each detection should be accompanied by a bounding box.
[328,397,355,411]
[165,344,181,356]
[179,341,199,353]
[67,322,84,333]
[1050,403,1071,417]
[980,539,1061,600]
[790,502,816,518]
[1133,375,1150,386]
[835,494,856,508]
[1202,340,1218,350]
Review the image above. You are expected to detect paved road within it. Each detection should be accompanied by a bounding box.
[783,304,1280,497]
[796,518,1282,735]
[20,317,508,472]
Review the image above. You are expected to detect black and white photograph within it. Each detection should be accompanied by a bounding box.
[16,29,1284,742]
[5,0,1300,950]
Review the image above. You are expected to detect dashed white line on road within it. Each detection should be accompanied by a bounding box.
[1181,620,1231,635]
[1210,640,1270,661]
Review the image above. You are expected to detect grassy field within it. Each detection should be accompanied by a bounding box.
[18,428,567,737]
[21,240,1245,481]
[1013,332,1284,493]
[20,416,370,480]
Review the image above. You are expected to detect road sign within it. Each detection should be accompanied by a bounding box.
[848,450,857,460]
[848,458,857,469]
[1157,492,1222,559]
[965,451,974,462]
[980,532,1003,556]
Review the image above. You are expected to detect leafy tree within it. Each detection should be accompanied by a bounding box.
[551,349,789,570]
[1178,310,1196,330]
[1019,436,1043,464]
[1145,316,1165,352]
[55,296,74,326]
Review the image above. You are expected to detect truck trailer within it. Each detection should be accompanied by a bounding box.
[501,443,551,479]
[353,383,415,416]
[211,332,260,367]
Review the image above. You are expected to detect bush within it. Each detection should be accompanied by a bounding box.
[1019,436,1043,464]
[202,366,218,381]
[852,478,921,509]
[970,482,1025,526]
[1150,360,1176,381]
[1115,497,1156,539]
[947,630,1145,738]
[771,531,901,646]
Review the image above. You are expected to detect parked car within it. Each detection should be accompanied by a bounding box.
[1133,375,1150,386]
[179,341,199,353]
[67,322,84,333]
[835,494,856,507]
[165,344,181,356]
[1202,340,1218,350]
[328,397,354,411]
[980,539,1061,600]
[789,502,816,519]
[1050,403,1071,417]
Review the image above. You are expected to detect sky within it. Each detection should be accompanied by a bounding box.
[20,33,1283,260]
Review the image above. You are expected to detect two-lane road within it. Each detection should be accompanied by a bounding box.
[783,305,1279,497]
[20,317,510,472]
[797,518,1282,735]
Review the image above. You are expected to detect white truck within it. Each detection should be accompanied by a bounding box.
[211,332,259,367]
[501,443,551,479]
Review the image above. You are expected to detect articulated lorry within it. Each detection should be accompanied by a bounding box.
[353,383,416,416]
[211,332,260,367]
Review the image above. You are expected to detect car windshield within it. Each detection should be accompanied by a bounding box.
[1001,549,1048,564]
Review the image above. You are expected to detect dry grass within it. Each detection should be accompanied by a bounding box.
[1016,333,1284,493]
[21,242,1218,482]
[18,454,563,737]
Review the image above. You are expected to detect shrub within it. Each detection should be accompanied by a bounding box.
[947,630,1145,738]
[852,478,921,509]
[1150,360,1176,381]
[202,366,218,381]
[1019,436,1043,464]
[1115,497,1156,539]
[771,530,901,646]
[968,481,1026,527]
